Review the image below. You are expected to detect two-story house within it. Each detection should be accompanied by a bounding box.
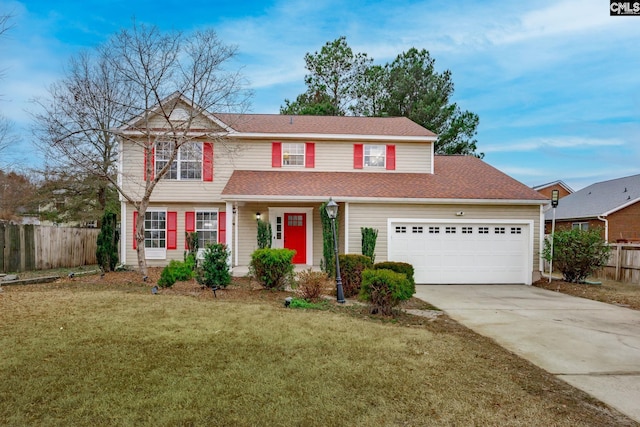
[118,94,548,284]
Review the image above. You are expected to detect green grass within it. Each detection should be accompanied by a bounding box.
[0,284,632,426]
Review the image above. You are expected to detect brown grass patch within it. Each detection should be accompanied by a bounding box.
[534,278,640,310]
[0,269,637,426]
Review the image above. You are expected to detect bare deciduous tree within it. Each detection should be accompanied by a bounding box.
[32,22,250,275]
[0,12,15,161]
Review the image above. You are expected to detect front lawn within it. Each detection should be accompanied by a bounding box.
[0,272,635,426]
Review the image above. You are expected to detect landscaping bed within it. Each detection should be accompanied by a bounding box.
[534,278,640,310]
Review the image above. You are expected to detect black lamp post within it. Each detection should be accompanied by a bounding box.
[549,189,559,283]
[325,198,345,303]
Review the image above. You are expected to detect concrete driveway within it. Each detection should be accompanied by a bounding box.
[414,284,640,423]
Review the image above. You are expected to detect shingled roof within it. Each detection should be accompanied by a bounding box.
[546,174,640,220]
[213,113,437,138]
[222,156,547,202]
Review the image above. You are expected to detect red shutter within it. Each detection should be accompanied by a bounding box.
[144,146,155,181]
[386,144,396,170]
[305,142,315,168]
[354,144,363,169]
[185,211,195,249]
[272,142,282,167]
[133,211,138,249]
[203,142,214,181]
[218,211,227,244]
[167,211,177,250]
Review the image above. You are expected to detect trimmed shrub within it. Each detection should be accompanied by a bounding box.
[96,211,119,272]
[339,254,373,298]
[249,248,295,290]
[359,268,414,316]
[197,243,231,289]
[320,201,337,279]
[361,227,378,263]
[295,269,332,302]
[543,227,610,283]
[374,261,415,286]
[158,259,195,288]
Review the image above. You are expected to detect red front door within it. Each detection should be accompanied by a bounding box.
[284,213,306,264]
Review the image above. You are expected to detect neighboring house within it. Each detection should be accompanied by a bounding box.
[545,174,640,242]
[117,94,548,284]
[533,180,573,200]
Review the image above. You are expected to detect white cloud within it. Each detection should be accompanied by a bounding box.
[484,136,626,153]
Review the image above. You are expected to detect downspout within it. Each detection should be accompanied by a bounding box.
[597,215,609,242]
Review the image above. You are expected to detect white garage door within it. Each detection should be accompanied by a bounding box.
[388,221,530,284]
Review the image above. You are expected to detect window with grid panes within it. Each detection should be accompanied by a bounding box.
[144,211,166,248]
[196,211,217,249]
[282,143,305,166]
[155,141,202,180]
[364,145,385,167]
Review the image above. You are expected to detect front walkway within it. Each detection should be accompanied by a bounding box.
[414,284,640,423]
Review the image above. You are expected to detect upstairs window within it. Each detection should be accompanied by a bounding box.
[272,142,315,168]
[282,143,305,166]
[155,141,204,180]
[354,144,395,170]
[364,145,386,168]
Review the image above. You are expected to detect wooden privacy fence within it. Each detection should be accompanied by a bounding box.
[0,223,99,273]
[595,243,640,285]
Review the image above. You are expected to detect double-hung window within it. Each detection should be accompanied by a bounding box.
[144,210,167,259]
[572,222,589,231]
[282,143,305,166]
[155,141,202,180]
[196,211,218,250]
[364,145,386,168]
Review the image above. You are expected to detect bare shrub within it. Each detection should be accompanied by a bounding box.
[295,269,332,302]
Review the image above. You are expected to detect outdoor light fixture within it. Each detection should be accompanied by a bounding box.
[256,212,261,221]
[551,189,559,208]
[325,198,345,303]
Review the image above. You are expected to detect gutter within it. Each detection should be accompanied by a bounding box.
[597,215,609,241]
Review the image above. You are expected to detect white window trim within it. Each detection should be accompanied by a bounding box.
[145,207,167,260]
[282,143,305,167]
[364,144,386,168]
[156,141,203,181]
[195,208,220,258]
[572,222,589,231]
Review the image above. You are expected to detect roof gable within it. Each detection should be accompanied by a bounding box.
[119,92,232,134]
[532,180,574,194]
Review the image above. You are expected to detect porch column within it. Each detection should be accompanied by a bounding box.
[225,201,235,267]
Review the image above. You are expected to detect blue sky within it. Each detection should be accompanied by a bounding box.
[0,0,638,190]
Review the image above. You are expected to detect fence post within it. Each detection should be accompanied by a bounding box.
[616,244,622,281]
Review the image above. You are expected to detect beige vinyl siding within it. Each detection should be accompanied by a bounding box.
[123,202,227,268]
[120,139,230,203]
[347,203,542,271]
[121,138,434,203]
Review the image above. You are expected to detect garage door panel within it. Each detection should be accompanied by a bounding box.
[389,222,529,284]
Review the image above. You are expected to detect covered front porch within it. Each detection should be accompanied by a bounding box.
[223,199,344,271]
